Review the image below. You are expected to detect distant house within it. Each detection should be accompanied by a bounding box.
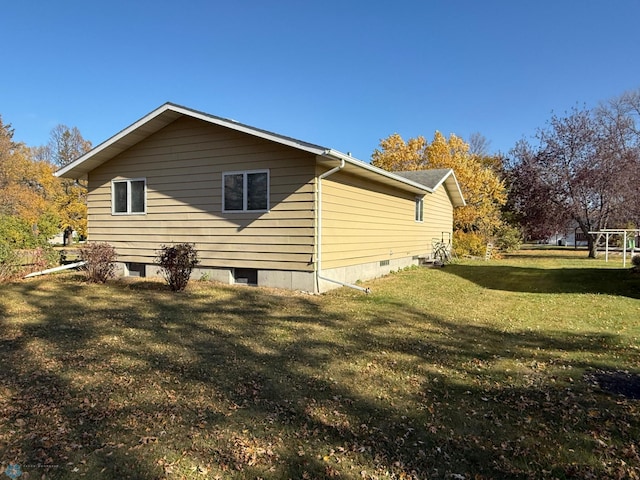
[546,224,640,251]
[56,103,465,293]
[545,226,589,247]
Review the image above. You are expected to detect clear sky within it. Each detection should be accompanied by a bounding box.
[2,0,639,161]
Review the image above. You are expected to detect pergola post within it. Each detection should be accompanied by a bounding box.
[590,229,640,265]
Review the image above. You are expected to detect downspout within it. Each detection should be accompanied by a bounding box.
[316,156,371,294]
[24,261,87,278]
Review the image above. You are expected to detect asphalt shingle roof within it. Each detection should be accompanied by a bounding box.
[394,169,453,190]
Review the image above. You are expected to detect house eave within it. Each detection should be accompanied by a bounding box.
[317,149,432,195]
[54,103,464,204]
[55,103,328,179]
[394,168,466,207]
[439,170,466,207]
[55,105,182,178]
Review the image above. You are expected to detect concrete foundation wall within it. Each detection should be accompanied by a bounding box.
[258,270,316,292]
[191,267,234,284]
[116,262,315,292]
[116,256,417,294]
[318,255,419,293]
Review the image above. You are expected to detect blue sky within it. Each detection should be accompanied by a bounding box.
[2,1,639,161]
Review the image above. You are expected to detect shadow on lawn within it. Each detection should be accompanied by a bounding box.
[0,278,638,479]
[443,264,640,299]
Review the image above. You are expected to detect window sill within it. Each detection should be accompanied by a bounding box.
[222,209,269,214]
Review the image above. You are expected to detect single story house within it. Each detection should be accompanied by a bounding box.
[544,228,589,247]
[56,103,465,293]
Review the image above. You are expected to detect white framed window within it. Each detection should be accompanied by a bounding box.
[223,170,269,212]
[112,178,146,215]
[415,196,424,222]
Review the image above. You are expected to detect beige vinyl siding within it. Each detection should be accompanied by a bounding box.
[422,182,454,246]
[320,171,421,269]
[320,169,454,270]
[87,116,316,271]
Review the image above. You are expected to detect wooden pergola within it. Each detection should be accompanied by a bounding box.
[589,229,640,267]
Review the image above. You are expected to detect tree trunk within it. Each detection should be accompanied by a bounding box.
[578,222,598,258]
[587,236,598,258]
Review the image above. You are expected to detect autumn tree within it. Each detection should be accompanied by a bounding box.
[372,131,508,254]
[426,132,506,234]
[504,140,566,240]
[371,133,428,171]
[468,132,491,157]
[47,124,92,167]
[0,119,92,248]
[37,124,92,238]
[0,115,17,188]
[507,95,640,258]
[0,117,62,246]
[604,89,640,138]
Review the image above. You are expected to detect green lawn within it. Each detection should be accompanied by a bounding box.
[1,250,639,479]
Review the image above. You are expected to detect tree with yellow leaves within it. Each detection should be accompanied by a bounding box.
[37,124,92,238]
[0,117,62,246]
[55,179,87,238]
[372,131,509,255]
[426,131,506,234]
[371,133,428,171]
[1,117,92,246]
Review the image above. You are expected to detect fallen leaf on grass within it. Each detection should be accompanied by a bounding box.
[130,436,158,449]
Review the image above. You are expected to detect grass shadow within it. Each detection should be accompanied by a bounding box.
[444,264,640,298]
[1,272,639,478]
[585,370,640,400]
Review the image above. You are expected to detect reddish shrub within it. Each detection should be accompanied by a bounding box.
[156,243,199,292]
[79,243,117,283]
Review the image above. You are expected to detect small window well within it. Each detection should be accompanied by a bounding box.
[126,262,146,277]
[233,268,258,285]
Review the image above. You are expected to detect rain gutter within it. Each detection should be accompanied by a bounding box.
[316,154,371,294]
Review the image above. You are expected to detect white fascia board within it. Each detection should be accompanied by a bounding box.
[54,102,459,203]
[322,149,433,194]
[446,170,466,207]
[55,103,174,178]
[168,104,328,156]
[429,169,453,191]
[429,168,466,207]
[55,103,329,178]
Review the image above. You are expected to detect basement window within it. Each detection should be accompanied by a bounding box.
[233,268,258,285]
[126,262,146,277]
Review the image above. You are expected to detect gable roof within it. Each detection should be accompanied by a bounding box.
[395,169,465,206]
[55,102,465,206]
[394,169,452,189]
